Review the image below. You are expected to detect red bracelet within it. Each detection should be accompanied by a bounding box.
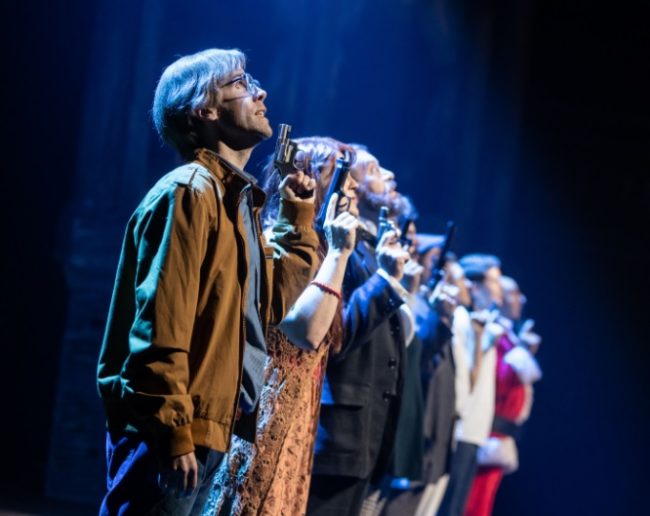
[310,280,342,300]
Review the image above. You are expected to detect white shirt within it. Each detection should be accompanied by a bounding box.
[451,305,498,446]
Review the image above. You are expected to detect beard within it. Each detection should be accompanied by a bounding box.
[357,183,405,217]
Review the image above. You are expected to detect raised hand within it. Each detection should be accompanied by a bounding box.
[431,282,459,322]
[279,168,317,203]
[519,318,542,353]
[401,258,424,294]
[323,193,358,255]
[376,230,410,281]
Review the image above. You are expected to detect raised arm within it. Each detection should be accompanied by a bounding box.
[265,171,320,324]
[281,193,358,350]
[334,230,410,360]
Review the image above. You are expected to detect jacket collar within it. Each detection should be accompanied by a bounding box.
[194,148,266,207]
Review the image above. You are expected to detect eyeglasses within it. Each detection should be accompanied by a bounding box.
[220,73,262,97]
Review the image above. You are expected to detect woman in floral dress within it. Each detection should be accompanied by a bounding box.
[205,137,359,516]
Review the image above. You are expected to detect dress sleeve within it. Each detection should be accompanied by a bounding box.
[265,199,320,325]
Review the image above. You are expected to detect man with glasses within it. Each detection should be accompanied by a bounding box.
[97,48,319,515]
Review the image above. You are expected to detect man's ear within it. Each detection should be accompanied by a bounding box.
[195,107,219,121]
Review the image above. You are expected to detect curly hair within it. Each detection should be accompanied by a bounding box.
[260,136,356,230]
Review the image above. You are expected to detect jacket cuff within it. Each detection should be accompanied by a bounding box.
[370,272,404,317]
[278,199,315,227]
[504,347,543,384]
[168,423,194,457]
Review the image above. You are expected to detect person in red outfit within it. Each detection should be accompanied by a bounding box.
[464,275,542,516]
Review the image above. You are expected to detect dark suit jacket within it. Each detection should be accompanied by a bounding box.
[313,242,406,480]
[421,310,456,483]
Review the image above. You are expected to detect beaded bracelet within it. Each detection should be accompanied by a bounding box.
[310,280,342,300]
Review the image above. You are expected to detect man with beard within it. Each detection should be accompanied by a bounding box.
[350,146,404,239]
[96,48,319,515]
[308,146,413,516]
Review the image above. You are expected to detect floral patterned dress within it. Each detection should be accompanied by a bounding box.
[204,326,332,516]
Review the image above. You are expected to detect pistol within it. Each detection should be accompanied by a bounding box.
[315,151,353,233]
[377,206,393,242]
[273,123,313,198]
[427,220,457,300]
[356,206,396,247]
[273,123,299,178]
[399,217,415,249]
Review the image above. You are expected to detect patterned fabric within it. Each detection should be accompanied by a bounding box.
[205,327,332,516]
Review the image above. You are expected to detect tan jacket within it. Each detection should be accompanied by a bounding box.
[97,149,318,457]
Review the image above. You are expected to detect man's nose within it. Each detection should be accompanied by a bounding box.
[381,168,394,181]
[253,87,267,101]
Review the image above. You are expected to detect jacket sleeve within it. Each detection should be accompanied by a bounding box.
[333,271,404,361]
[265,199,319,325]
[420,311,454,377]
[121,183,210,457]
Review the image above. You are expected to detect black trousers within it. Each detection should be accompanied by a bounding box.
[308,474,371,516]
[436,441,479,516]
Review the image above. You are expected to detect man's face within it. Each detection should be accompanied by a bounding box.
[472,266,503,310]
[350,150,399,213]
[444,261,473,308]
[502,285,526,321]
[342,173,360,217]
[213,68,273,147]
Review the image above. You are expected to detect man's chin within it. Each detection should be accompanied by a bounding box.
[248,125,273,145]
[257,120,273,140]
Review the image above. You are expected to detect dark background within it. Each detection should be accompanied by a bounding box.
[2,1,648,514]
